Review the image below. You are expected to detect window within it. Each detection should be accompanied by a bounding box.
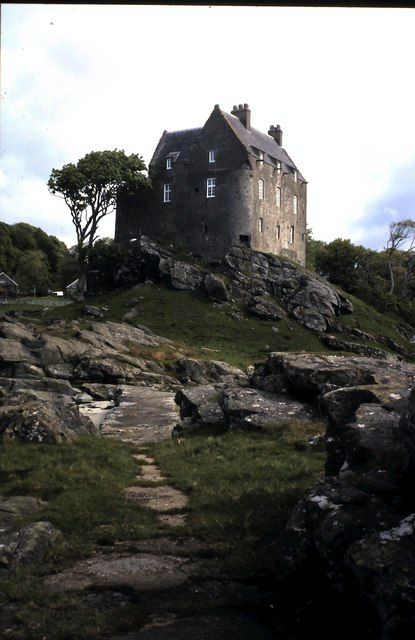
[207,177,216,198]
[209,149,216,163]
[259,217,264,233]
[163,183,172,203]
[276,161,281,173]
[302,232,305,241]
[290,225,295,244]
[258,179,264,200]
[293,195,298,215]
[166,157,172,170]
[239,234,251,247]
[276,224,281,239]
[258,151,264,165]
[294,170,298,182]
[276,187,281,207]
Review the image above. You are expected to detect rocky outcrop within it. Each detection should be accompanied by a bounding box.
[0,315,180,444]
[247,295,287,321]
[173,383,318,435]
[321,334,393,359]
[275,378,415,639]
[135,236,355,335]
[0,495,61,572]
[203,273,230,302]
[0,398,96,443]
[173,358,248,386]
[222,245,353,331]
[0,317,175,388]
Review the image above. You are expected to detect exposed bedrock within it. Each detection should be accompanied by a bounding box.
[134,236,355,333]
[272,357,415,638]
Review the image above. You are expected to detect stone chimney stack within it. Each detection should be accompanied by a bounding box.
[231,103,251,130]
[268,124,283,146]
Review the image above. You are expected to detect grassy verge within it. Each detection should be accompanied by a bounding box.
[151,422,325,579]
[38,284,328,367]
[0,423,325,639]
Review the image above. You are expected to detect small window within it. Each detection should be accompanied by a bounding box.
[166,157,172,170]
[276,187,281,207]
[276,224,281,239]
[258,179,264,200]
[290,225,295,244]
[163,183,171,203]
[239,234,251,247]
[276,161,281,173]
[294,170,298,182]
[209,149,216,163]
[258,151,264,165]
[259,217,264,233]
[302,232,305,241]
[293,195,298,215]
[207,177,216,198]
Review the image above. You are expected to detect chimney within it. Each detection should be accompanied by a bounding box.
[268,124,283,146]
[231,103,251,130]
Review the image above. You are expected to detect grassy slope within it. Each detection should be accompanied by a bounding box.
[0,424,325,639]
[0,277,413,637]
[6,281,409,367]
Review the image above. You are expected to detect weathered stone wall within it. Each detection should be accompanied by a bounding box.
[115,108,307,265]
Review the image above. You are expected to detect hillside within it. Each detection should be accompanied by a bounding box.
[0,238,414,640]
[0,221,70,295]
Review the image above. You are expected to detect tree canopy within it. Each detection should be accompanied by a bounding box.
[0,222,69,295]
[48,150,149,294]
[307,223,415,325]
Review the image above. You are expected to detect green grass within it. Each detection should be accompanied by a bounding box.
[0,436,160,562]
[38,283,328,367]
[335,292,415,357]
[0,424,325,639]
[151,422,326,579]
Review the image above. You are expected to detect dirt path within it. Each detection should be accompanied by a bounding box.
[46,384,274,639]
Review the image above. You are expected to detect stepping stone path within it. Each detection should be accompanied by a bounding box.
[102,386,179,445]
[44,383,273,638]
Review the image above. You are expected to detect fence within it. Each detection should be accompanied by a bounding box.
[0,297,73,308]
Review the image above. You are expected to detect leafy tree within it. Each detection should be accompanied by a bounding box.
[14,250,51,295]
[48,150,149,296]
[87,238,134,290]
[305,227,326,271]
[385,219,415,295]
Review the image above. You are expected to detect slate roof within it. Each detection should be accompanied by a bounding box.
[220,110,305,181]
[0,272,19,288]
[150,128,202,166]
[150,108,305,181]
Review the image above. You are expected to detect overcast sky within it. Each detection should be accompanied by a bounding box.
[1,4,415,250]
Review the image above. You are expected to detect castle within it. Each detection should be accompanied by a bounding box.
[115,103,307,265]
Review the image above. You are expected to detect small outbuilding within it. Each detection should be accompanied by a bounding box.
[0,272,20,297]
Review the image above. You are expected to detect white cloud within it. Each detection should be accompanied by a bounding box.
[1,5,415,249]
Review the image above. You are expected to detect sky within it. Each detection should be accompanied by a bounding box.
[1,4,415,250]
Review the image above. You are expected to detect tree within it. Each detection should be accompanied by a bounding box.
[385,219,415,295]
[48,150,149,296]
[14,250,51,295]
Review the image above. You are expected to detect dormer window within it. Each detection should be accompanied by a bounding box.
[294,170,298,182]
[166,157,172,170]
[258,151,264,165]
[209,149,216,163]
[276,161,281,173]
